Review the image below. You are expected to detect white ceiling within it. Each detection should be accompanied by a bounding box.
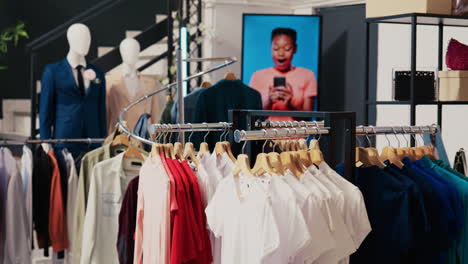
[205,0,364,10]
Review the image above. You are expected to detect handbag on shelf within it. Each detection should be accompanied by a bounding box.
[453,0,468,16]
[393,71,436,102]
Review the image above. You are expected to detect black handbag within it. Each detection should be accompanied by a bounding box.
[394,71,436,102]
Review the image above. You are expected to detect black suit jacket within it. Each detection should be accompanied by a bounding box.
[193,79,262,148]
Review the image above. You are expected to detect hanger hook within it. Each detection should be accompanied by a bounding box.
[262,130,268,153]
[203,123,210,142]
[362,126,372,147]
[188,123,194,142]
[401,126,409,147]
[356,133,363,147]
[391,126,401,148]
[241,131,248,154]
[219,122,226,141]
[382,127,391,146]
[272,129,280,152]
[178,124,183,143]
[409,126,418,146]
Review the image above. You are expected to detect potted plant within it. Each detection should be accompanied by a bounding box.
[0,21,28,70]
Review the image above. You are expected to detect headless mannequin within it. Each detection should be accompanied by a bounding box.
[119,38,140,98]
[66,24,91,92]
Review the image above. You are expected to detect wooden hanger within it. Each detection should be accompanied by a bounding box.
[174,142,184,160]
[379,133,404,168]
[199,127,211,158]
[267,130,285,175]
[309,129,324,166]
[365,128,387,168]
[252,137,274,176]
[124,145,145,161]
[183,127,200,166]
[201,81,212,88]
[233,140,253,177]
[224,72,237,80]
[298,138,307,150]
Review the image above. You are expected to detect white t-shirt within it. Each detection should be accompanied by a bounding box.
[283,172,336,264]
[259,174,311,264]
[301,170,356,264]
[318,162,371,264]
[205,174,280,264]
[199,151,235,264]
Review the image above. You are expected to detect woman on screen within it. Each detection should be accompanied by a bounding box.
[249,27,317,120]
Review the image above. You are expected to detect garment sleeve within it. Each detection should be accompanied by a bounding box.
[300,197,336,263]
[205,183,225,238]
[286,199,311,260]
[71,158,88,263]
[260,203,280,259]
[80,167,99,264]
[249,71,269,108]
[99,74,107,137]
[39,66,56,139]
[4,171,31,263]
[303,70,318,98]
[352,191,372,249]
[133,188,144,264]
[49,159,69,252]
[66,155,79,259]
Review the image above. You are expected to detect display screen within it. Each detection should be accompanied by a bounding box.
[242,14,321,120]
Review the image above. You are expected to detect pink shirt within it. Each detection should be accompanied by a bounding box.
[249,67,317,121]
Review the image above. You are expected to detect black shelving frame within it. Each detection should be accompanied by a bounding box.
[365,13,468,145]
[228,110,357,181]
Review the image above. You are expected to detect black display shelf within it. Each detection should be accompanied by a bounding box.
[368,100,468,105]
[367,13,468,27]
[365,13,468,145]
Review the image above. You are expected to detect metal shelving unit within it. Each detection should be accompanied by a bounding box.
[365,13,468,145]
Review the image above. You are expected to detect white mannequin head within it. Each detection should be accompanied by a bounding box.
[119,38,140,67]
[66,23,91,56]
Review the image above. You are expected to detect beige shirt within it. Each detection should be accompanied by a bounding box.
[71,144,113,264]
[106,72,165,135]
[80,153,138,264]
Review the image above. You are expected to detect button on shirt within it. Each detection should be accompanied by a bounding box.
[80,153,138,264]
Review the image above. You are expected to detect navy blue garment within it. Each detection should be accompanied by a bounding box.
[388,163,453,263]
[413,160,463,234]
[39,59,106,158]
[193,79,262,150]
[351,166,414,264]
[133,113,151,152]
[171,87,204,124]
[404,159,460,240]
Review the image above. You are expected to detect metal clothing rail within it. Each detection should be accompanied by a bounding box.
[235,125,438,142]
[0,138,105,145]
[152,122,232,132]
[234,127,330,142]
[356,125,438,135]
[117,56,237,146]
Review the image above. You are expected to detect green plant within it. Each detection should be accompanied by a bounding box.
[0,21,29,70]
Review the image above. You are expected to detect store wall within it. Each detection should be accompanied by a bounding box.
[375,24,468,164]
[318,4,377,125]
[203,2,293,82]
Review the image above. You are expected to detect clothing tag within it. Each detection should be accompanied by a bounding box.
[101,193,121,217]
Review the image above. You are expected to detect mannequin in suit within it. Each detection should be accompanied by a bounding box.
[106,38,164,135]
[39,23,107,158]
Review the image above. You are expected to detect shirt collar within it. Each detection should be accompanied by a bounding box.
[110,152,126,179]
[67,54,87,69]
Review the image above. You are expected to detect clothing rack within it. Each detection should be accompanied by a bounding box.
[0,134,105,145]
[234,125,439,142]
[118,56,237,146]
